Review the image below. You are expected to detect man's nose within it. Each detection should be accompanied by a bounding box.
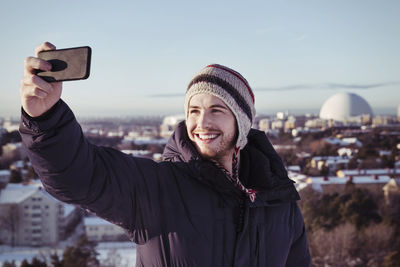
[198,111,212,129]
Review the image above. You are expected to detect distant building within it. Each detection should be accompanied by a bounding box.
[284,116,297,131]
[287,166,301,173]
[266,129,280,138]
[360,114,372,125]
[132,137,168,146]
[0,169,10,184]
[299,175,391,194]
[337,168,399,178]
[2,143,27,160]
[305,118,328,128]
[160,114,185,138]
[2,120,19,132]
[276,111,288,120]
[285,115,306,131]
[379,150,392,157]
[0,182,81,246]
[337,147,358,158]
[140,126,160,138]
[383,178,400,204]
[372,115,396,126]
[10,160,32,171]
[271,120,284,130]
[311,156,351,172]
[84,217,126,242]
[319,92,373,123]
[258,118,270,133]
[323,137,362,147]
[259,115,304,134]
[341,138,363,147]
[121,131,140,144]
[292,127,323,137]
[107,130,124,138]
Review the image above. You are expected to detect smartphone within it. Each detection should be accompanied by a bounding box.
[37,46,91,82]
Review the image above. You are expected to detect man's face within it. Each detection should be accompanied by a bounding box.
[186,93,237,161]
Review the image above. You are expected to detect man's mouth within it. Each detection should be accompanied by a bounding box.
[195,133,219,141]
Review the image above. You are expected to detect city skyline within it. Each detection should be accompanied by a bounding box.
[1,0,399,118]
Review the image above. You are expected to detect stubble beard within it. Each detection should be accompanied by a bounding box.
[195,131,237,163]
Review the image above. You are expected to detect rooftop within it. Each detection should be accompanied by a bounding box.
[84,217,114,226]
[0,183,41,204]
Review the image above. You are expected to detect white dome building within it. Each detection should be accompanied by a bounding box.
[319,92,373,122]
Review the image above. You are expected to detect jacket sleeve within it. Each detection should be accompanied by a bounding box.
[19,100,171,243]
[285,203,311,267]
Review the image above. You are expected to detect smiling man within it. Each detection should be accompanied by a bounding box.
[186,94,237,168]
[20,43,311,266]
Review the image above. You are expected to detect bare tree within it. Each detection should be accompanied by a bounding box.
[0,204,20,246]
[310,223,356,266]
[101,249,123,267]
[309,223,394,267]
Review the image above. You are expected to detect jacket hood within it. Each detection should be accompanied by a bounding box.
[162,121,299,203]
[163,121,200,163]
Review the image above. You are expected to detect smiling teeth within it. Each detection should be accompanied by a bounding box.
[198,134,217,140]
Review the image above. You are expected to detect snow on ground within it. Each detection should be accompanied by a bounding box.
[97,242,136,266]
[0,222,136,266]
[0,246,64,266]
[0,242,136,266]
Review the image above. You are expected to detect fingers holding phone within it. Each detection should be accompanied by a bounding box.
[21,42,92,117]
[20,42,63,118]
[34,42,56,57]
[37,46,91,82]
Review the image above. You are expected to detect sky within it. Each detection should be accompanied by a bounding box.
[1,0,399,118]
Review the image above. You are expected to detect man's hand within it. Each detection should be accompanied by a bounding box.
[20,42,63,117]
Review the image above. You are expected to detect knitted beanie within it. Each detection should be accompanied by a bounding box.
[185,64,256,151]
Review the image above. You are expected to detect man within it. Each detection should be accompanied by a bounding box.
[20,42,311,266]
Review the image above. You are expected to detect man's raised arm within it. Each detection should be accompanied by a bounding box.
[18,43,168,242]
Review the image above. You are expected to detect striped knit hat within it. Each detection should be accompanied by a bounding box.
[185,64,256,151]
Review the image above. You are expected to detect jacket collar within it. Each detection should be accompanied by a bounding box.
[162,121,299,203]
[163,121,200,163]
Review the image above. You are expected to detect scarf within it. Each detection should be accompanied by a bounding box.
[212,151,257,202]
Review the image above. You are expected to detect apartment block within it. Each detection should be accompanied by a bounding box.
[0,182,81,246]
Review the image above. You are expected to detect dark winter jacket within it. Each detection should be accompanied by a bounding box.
[20,100,311,267]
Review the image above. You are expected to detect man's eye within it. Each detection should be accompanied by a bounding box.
[211,109,222,113]
[189,109,199,114]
